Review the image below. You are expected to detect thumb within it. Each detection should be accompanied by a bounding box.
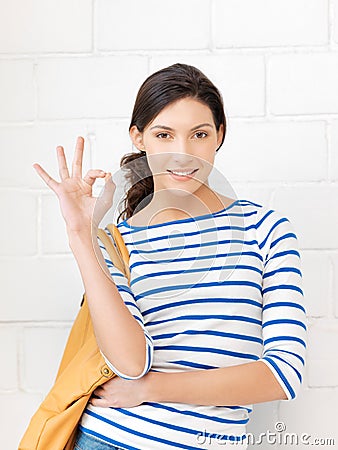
[101,172,115,206]
[92,173,115,227]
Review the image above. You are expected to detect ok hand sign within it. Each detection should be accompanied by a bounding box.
[33,136,116,233]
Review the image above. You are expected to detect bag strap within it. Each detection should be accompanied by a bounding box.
[80,224,130,307]
[97,223,131,284]
[106,223,130,282]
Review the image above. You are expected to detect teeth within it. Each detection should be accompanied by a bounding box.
[170,169,196,176]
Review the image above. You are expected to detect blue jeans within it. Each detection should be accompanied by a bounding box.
[74,426,125,450]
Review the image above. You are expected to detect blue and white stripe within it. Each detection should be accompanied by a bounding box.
[80,199,306,450]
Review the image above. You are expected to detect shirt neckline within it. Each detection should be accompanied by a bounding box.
[119,198,241,230]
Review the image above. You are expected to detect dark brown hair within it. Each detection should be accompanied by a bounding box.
[116,63,227,223]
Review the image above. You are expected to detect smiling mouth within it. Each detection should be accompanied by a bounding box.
[167,169,199,176]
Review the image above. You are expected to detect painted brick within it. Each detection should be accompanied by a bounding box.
[97,0,209,50]
[0,190,37,256]
[1,257,83,321]
[273,186,338,249]
[219,120,326,182]
[329,120,338,181]
[213,0,328,48]
[301,251,330,317]
[307,319,338,360]
[0,327,18,391]
[333,0,338,44]
[21,327,71,393]
[268,53,338,114]
[307,359,338,387]
[0,0,92,54]
[0,60,35,121]
[0,392,42,450]
[333,254,338,318]
[36,56,148,119]
[41,193,73,254]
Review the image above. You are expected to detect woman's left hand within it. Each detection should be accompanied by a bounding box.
[89,372,151,408]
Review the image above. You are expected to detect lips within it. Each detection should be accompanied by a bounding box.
[166,168,199,181]
[167,169,198,175]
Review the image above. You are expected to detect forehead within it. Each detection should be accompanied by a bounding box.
[148,98,214,129]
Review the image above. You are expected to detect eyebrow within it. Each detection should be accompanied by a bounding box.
[149,123,214,132]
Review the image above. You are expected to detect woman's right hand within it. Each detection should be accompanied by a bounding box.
[33,136,116,233]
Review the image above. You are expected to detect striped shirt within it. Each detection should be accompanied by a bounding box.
[79,198,307,450]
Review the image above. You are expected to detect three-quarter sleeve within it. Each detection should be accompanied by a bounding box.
[256,209,307,400]
[96,233,154,380]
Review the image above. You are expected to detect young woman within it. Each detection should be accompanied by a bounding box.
[33,63,307,449]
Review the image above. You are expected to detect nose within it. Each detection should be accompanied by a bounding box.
[172,139,194,161]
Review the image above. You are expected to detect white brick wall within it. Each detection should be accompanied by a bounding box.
[0,60,35,121]
[213,0,328,47]
[0,0,92,53]
[97,0,211,50]
[36,56,148,119]
[1,1,337,448]
[268,53,338,115]
[21,327,71,392]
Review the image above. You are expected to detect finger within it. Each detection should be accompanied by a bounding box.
[56,146,70,181]
[71,136,84,178]
[93,387,105,396]
[89,397,111,408]
[101,172,115,201]
[32,163,59,192]
[104,171,114,187]
[83,169,107,187]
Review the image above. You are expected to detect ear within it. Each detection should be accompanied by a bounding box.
[130,125,145,151]
[216,124,224,148]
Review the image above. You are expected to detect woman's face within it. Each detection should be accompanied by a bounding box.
[130,97,224,199]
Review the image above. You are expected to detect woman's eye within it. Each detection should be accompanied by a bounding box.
[156,133,170,139]
[195,132,207,138]
[155,132,207,139]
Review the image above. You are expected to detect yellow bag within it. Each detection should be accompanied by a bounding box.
[19,224,130,450]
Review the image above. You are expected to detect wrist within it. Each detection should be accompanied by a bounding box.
[143,371,164,403]
[67,226,98,250]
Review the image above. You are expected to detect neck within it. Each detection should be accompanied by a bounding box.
[146,183,225,219]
